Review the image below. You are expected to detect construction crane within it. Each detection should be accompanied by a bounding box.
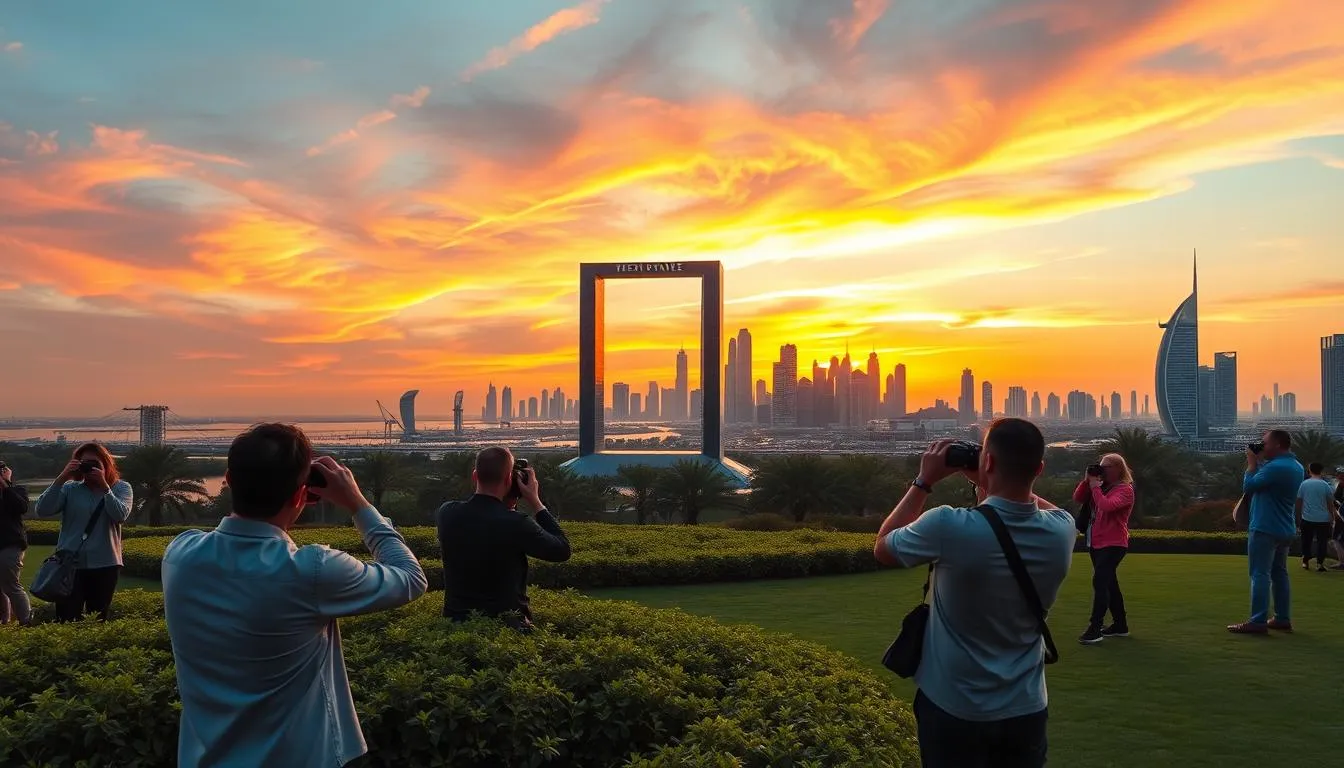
[375,400,404,439]
[453,391,464,435]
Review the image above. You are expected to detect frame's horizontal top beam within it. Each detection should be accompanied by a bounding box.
[581,261,722,279]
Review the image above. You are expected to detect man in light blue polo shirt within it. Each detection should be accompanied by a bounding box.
[874,418,1075,768]
[163,424,428,767]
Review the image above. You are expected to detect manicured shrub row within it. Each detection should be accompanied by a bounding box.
[25,519,205,543]
[0,591,918,767]
[119,524,883,588]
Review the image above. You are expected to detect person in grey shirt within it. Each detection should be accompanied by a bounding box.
[874,418,1075,768]
[34,442,134,621]
[163,424,428,768]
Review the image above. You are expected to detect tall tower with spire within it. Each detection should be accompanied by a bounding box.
[1155,251,1200,440]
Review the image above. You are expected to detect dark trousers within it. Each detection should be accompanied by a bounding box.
[54,566,121,622]
[1089,546,1127,629]
[914,690,1047,768]
[1301,522,1330,566]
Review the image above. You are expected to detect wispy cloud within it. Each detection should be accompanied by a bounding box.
[2,41,21,54]
[462,0,611,81]
[306,86,431,156]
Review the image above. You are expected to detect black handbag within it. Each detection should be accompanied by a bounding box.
[976,504,1059,665]
[882,503,1058,677]
[30,498,106,603]
[1075,494,1093,535]
[881,562,933,678]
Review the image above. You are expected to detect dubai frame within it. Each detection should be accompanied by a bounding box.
[560,261,752,488]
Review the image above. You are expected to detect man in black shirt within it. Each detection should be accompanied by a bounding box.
[0,460,32,625]
[437,447,571,629]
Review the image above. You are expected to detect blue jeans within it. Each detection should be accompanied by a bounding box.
[1248,530,1292,624]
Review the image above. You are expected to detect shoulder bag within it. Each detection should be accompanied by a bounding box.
[882,503,993,678]
[1231,495,1250,529]
[975,504,1059,665]
[30,497,107,603]
[1075,493,1093,535]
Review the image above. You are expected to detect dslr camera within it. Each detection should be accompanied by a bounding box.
[509,459,531,499]
[944,441,982,469]
[305,463,327,504]
[77,459,100,475]
[1087,464,1105,477]
[1248,441,1265,455]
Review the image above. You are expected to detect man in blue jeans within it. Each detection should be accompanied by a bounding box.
[1228,429,1304,634]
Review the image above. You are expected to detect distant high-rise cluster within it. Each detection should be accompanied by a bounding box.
[1325,334,1344,433]
[1006,387,1028,419]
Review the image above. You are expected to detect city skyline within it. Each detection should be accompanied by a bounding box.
[2,1,1343,417]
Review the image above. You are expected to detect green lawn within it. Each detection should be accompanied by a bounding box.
[19,545,163,593]
[589,554,1344,768]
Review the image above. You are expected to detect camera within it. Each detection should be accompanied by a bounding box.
[945,441,982,469]
[78,459,99,475]
[509,459,531,499]
[1248,442,1265,455]
[1087,464,1104,477]
[305,464,327,504]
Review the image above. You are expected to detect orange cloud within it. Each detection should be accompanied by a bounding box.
[831,0,889,49]
[462,0,610,80]
[306,86,431,156]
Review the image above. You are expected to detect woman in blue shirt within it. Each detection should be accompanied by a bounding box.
[34,442,134,621]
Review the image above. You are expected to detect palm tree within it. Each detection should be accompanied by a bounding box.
[749,455,846,522]
[354,451,408,509]
[535,464,613,520]
[614,464,663,524]
[418,452,476,512]
[655,459,742,525]
[119,445,209,526]
[1290,430,1344,472]
[834,455,905,516]
[1099,427,1192,523]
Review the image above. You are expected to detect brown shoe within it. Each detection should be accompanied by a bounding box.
[1267,619,1294,632]
[1227,621,1269,634]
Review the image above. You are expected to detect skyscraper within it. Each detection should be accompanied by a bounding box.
[551,388,564,422]
[1144,394,1150,416]
[662,386,677,422]
[501,386,513,425]
[1101,403,1110,420]
[689,388,703,420]
[1007,387,1028,418]
[755,379,771,424]
[851,368,869,425]
[866,350,880,423]
[1155,254,1200,440]
[959,369,976,424]
[1110,392,1122,423]
[725,338,738,424]
[797,377,815,427]
[982,381,994,421]
[1281,392,1297,415]
[736,329,754,424]
[646,381,660,419]
[1047,392,1061,419]
[612,382,630,420]
[630,393,641,418]
[484,383,498,424]
[528,397,538,420]
[1273,383,1281,415]
[540,391,549,420]
[1260,394,1272,415]
[675,347,689,421]
[891,363,907,417]
[1213,352,1237,428]
[1068,390,1097,420]
[1197,366,1214,435]
[1031,391,1042,419]
[837,347,853,427]
[1324,334,1344,433]
[1130,390,1138,420]
[773,344,798,427]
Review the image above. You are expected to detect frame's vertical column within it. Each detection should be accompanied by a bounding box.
[700,264,723,458]
[579,266,605,456]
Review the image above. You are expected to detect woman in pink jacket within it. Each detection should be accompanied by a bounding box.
[1074,453,1135,645]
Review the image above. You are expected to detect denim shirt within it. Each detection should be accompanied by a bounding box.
[163,507,428,767]
[34,480,134,568]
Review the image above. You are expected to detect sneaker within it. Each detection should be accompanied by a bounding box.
[1227,621,1269,635]
[1319,565,1330,573]
[1078,626,1104,645]
[1101,624,1130,638]
[1267,619,1294,632]
[1302,561,1310,570]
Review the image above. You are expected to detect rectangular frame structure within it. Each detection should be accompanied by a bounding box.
[578,261,723,458]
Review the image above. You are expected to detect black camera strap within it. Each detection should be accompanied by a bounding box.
[975,504,1059,665]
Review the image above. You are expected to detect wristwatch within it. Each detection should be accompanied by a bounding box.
[911,477,934,493]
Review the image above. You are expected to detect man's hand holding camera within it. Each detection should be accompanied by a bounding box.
[916,440,958,489]
[516,466,544,513]
[307,457,371,513]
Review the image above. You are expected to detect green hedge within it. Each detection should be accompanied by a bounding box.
[0,591,918,767]
[119,524,882,589]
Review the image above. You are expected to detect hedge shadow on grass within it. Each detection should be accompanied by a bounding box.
[0,591,918,767]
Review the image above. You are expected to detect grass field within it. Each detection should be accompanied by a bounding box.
[590,554,1344,768]
[18,545,163,593]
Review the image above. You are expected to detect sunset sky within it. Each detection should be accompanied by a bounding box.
[1,0,1342,419]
